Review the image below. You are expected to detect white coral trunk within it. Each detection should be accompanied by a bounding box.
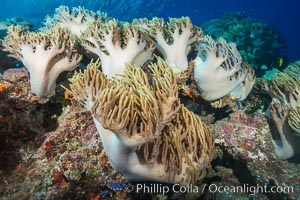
[93,119,169,182]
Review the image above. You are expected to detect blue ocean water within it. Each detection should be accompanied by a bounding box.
[0,0,298,61]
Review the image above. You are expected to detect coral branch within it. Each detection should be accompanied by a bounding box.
[150,57,180,124]
[66,60,110,110]
[288,108,300,134]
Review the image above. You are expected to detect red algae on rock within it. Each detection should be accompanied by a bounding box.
[3,67,29,82]
[0,101,127,199]
[208,109,300,199]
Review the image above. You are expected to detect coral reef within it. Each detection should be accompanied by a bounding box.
[0,70,61,184]
[1,5,299,200]
[2,70,298,199]
[0,103,123,199]
[0,17,33,39]
[201,12,286,76]
[207,109,300,199]
[2,26,82,97]
[284,60,300,79]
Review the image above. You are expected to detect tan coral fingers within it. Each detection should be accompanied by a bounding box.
[67,60,109,109]
[288,107,300,133]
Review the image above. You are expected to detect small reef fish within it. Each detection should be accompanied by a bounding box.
[278,57,284,67]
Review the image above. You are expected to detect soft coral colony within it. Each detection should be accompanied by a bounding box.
[1,5,257,184]
[257,68,300,159]
[2,26,82,97]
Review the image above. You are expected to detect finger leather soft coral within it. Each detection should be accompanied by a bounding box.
[67,59,214,185]
[78,16,255,102]
[133,17,202,74]
[258,71,300,159]
[80,20,155,78]
[193,35,255,101]
[2,26,82,97]
[43,6,109,37]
